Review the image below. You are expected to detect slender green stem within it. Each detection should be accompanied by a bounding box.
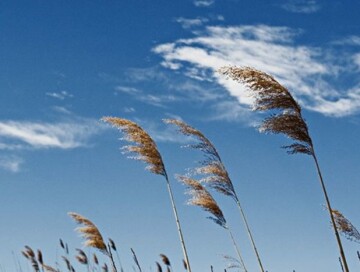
[227,228,247,272]
[234,196,265,272]
[312,152,349,272]
[164,173,192,272]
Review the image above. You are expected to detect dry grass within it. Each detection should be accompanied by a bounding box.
[68,212,107,252]
[218,66,313,155]
[332,209,360,243]
[102,117,166,176]
[178,175,227,228]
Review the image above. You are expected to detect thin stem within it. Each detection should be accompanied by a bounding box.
[107,246,118,272]
[312,152,349,272]
[114,251,124,272]
[164,173,192,272]
[234,196,265,272]
[227,228,247,272]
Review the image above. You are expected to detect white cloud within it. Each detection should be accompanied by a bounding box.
[46,91,73,100]
[354,54,360,69]
[153,24,360,117]
[0,156,23,173]
[0,119,104,150]
[193,0,214,7]
[115,86,141,94]
[281,0,321,14]
[175,17,209,29]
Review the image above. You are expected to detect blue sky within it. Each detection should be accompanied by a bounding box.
[1,0,360,271]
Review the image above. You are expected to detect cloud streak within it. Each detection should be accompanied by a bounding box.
[281,0,321,14]
[0,119,104,150]
[153,24,360,117]
[0,156,23,173]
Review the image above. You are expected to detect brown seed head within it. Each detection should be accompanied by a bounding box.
[178,175,227,228]
[165,119,236,199]
[68,212,107,253]
[218,66,313,155]
[159,254,171,266]
[102,117,166,176]
[331,209,360,243]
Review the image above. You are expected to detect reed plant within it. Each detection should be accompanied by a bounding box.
[165,119,264,272]
[178,175,247,272]
[102,117,192,272]
[218,66,350,271]
[68,212,118,272]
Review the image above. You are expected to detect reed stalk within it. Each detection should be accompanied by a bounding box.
[219,66,349,271]
[165,119,264,272]
[102,117,192,272]
[179,175,247,272]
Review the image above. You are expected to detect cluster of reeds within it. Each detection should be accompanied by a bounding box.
[18,66,359,272]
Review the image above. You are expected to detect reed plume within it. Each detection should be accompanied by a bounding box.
[219,66,349,271]
[331,209,360,243]
[130,248,142,272]
[102,117,192,272]
[68,212,117,272]
[22,246,39,272]
[178,176,247,271]
[108,238,124,272]
[165,119,264,272]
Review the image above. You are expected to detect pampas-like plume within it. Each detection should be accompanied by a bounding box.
[68,212,118,272]
[218,66,313,155]
[22,246,40,272]
[165,119,264,272]
[68,212,107,252]
[102,117,165,176]
[178,176,247,271]
[331,209,360,243]
[103,117,192,272]
[178,175,227,228]
[219,66,349,271]
[75,249,88,265]
[159,254,171,267]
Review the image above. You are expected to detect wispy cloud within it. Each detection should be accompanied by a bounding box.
[46,90,73,100]
[115,84,180,108]
[153,24,360,117]
[0,118,105,150]
[0,156,23,173]
[281,0,321,14]
[193,0,214,7]
[134,118,191,144]
[175,17,209,29]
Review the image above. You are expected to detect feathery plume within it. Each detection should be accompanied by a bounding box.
[102,117,166,176]
[179,175,227,228]
[219,65,349,271]
[75,249,88,265]
[22,246,40,272]
[164,119,236,199]
[331,209,360,243]
[166,118,263,271]
[159,254,171,267]
[68,212,107,252]
[218,66,313,155]
[104,117,192,272]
